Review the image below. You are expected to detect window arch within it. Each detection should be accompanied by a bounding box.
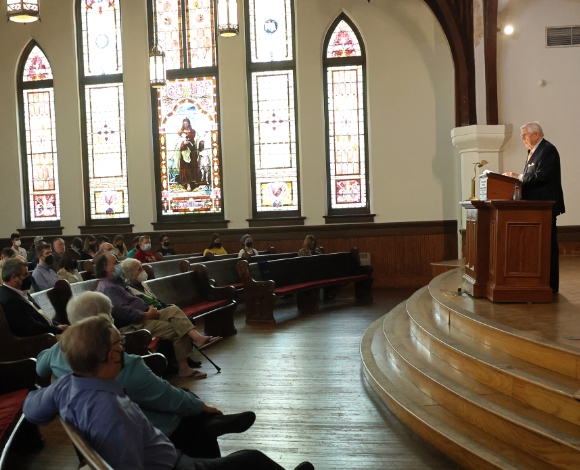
[245,0,302,224]
[150,0,224,226]
[17,41,61,227]
[76,0,130,224]
[323,15,370,216]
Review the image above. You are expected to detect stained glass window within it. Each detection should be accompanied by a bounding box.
[77,0,129,222]
[157,77,222,215]
[251,70,298,212]
[81,0,123,76]
[18,44,61,225]
[324,16,369,213]
[154,0,216,70]
[246,0,300,217]
[248,0,293,63]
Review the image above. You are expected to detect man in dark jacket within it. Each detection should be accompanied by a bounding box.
[0,258,67,337]
[504,122,565,292]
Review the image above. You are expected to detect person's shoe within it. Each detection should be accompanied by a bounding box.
[187,358,202,368]
[203,411,256,438]
[293,463,314,470]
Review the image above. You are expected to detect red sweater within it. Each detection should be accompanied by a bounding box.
[133,249,157,263]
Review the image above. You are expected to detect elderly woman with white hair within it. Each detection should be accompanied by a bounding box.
[35,291,256,459]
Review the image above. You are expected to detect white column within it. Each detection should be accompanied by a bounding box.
[451,124,513,228]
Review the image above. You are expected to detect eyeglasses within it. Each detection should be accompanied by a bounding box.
[111,335,127,349]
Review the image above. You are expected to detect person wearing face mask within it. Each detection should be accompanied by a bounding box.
[203,233,227,256]
[10,232,27,258]
[238,234,258,258]
[133,235,158,263]
[127,235,141,259]
[32,243,60,291]
[57,249,83,284]
[0,258,67,337]
[51,238,66,272]
[84,235,98,258]
[113,234,129,259]
[94,242,115,260]
[298,235,321,257]
[28,235,44,265]
[156,233,176,257]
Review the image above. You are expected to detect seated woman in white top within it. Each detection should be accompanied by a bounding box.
[238,234,259,258]
[57,248,83,284]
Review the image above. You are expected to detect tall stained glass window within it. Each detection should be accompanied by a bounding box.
[324,15,369,215]
[18,42,61,226]
[246,0,301,219]
[151,0,224,222]
[77,0,130,222]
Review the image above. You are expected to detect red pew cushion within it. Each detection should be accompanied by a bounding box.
[0,389,28,448]
[182,300,230,318]
[273,275,369,295]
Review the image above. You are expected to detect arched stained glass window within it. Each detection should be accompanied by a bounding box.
[77,0,130,223]
[324,15,370,215]
[246,0,301,222]
[18,42,61,225]
[151,0,224,223]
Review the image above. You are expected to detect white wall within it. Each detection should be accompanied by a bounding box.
[498,0,580,226]
[0,0,456,238]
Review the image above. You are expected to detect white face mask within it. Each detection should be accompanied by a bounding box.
[14,240,21,247]
[142,243,152,251]
[137,271,148,283]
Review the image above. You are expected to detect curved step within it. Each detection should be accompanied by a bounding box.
[361,306,542,470]
[429,269,580,378]
[384,306,580,470]
[407,286,580,427]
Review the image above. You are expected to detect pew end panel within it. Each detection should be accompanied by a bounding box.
[236,260,277,324]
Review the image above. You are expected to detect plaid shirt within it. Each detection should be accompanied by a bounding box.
[95,277,147,328]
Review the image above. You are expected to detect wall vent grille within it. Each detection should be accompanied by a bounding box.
[546,26,580,47]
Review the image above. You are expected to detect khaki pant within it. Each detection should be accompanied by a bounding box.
[120,306,194,362]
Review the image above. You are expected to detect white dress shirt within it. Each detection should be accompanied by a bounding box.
[3,284,53,324]
[519,138,544,182]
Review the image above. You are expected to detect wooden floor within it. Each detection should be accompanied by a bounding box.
[437,255,580,349]
[4,288,461,470]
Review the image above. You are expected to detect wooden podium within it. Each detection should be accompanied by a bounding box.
[461,173,554,303]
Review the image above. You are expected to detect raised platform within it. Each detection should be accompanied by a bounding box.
[362,255,580,470]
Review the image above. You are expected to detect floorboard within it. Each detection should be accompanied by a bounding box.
[5,288,462,470]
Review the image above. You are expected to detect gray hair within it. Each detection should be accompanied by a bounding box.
[139,235,151,244]
[60,316,117,377]
[67,292,113,325]
[520,122,544,137]
[121,258,141,280]
[1,258,27,283]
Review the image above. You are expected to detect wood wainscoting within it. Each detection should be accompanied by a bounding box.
[2,220,458,289]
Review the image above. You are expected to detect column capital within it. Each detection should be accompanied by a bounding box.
[451,124,513,153]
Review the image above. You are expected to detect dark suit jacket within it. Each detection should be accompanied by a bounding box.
[0,285,62,337]
[521,139,565,216]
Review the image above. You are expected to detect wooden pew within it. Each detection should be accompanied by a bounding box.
[0,306,56,362]
[237,248,373,324]
[59,418,113,470]
[0,359,43,470]
[145,272,237,337]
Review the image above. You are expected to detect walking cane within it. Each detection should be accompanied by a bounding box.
[191,341,221,373]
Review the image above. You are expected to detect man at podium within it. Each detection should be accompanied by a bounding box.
[503,122,565,293]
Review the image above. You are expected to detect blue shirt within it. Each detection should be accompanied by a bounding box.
[36,344,204,435]
[32,264,59,291]
[23,374,178,470]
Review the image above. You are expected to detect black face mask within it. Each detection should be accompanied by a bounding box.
[114,349,125,370]
[89,244,96,250]
[163,242,170,247]
[214,243,221,249]
[135,244,140,250]
[44,255,54,265]
[117,244,124,249]
[20,275,33,291]
[246,241,253,248]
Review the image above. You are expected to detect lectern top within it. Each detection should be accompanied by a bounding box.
[479,171,519,183]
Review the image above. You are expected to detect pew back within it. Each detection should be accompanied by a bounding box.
[30,290,56,320]
[71,279,99,296]
[145,272,204,309]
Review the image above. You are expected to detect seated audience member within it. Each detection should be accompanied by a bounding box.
[94,242,115,259]
[204,233,227,256]
[127,235,141,258]
[113,234,129,259]
[96,235,109,252]
[133,235,158,263]
[32,243,60,291]
[156,233,176,256]
[0,258,67,337]
[0,248,15,285]
[57,249,83,284]
[84,235,97,258]
[96,254,217,378]
[51,238,66,271]
[298,235,321,257]
[24,316,314,470]
[238,234,259,258]
[10,232,27,258]
[28,235,44,265]
[36,292,255,459]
